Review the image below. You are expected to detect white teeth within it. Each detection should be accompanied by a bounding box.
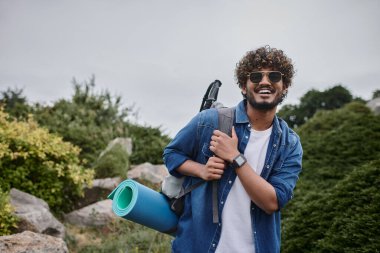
[259,89,271,94]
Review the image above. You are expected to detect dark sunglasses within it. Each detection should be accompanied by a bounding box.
[248,71,283,83]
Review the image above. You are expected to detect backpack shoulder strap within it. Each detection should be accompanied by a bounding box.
[217,107,236,136]
[179,107,236,223]
[211,106,235,223]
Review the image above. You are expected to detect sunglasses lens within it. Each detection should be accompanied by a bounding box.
[269,72,282,83]
[249,72,263,83]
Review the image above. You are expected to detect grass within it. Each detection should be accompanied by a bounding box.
[65,219,172,253]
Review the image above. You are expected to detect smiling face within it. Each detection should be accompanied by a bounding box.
[242,68,288,111]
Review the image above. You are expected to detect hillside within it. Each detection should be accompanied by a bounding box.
[282,102,380,252]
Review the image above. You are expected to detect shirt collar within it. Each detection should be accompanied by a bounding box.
[235,100,250,124]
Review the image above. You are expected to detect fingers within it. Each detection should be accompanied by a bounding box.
[202,157,226,181]
[209,168,224,175]
[212,130,228,138]
[207,157,226,169]
[203,170,223,180]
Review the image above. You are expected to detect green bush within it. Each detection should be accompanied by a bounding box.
[93,144,130,178]
[0,188,18,236]
[33,79,129,166]
[281,102,380,252]
[297,102,380,189]
[282,160,380,252]
[0,110,94,214]
[1,83,171,168]
[128,123,171,165]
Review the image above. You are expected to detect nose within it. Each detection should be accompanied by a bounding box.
[259,73,271,85]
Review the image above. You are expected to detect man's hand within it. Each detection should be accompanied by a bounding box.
[209,126,240,163]
[200,156,226,180]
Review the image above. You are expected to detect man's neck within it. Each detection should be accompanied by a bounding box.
[246,103,276,131]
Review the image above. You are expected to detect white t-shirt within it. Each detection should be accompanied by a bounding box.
[215,126,272,253]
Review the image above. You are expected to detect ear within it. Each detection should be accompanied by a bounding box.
[282,82,289,92]
[241,85,247,95]
[282,86,289,98]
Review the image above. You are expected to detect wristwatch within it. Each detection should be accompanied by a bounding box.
[231,154,247,170]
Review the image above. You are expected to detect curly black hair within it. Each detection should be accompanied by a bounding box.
[235,45,295,89]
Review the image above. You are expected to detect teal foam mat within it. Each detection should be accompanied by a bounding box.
[108,179,178,234]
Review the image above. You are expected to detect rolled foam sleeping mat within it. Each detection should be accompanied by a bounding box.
[108,179,178,234]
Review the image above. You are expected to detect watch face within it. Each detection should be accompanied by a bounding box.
[235,156,246,165]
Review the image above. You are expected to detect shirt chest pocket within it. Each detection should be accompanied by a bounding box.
[201,142,214,162]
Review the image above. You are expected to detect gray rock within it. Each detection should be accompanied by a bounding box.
[0,231,68,253]
[74,177,122,209]
[99,137,133,158]
[128,163,169,184]
[64,199,115,227]
[92,177,122,190]
[10,188,65,238]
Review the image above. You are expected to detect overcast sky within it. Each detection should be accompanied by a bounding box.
[1,0,379,137]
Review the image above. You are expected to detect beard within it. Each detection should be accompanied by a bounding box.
[245,90,286,111]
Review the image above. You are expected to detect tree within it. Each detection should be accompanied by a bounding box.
[33,77,130,166]
[278,85,354,128]
[0,87,31,120]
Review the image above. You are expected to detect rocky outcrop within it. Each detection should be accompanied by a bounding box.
[64,199,115,227]
[10,188,65,238]
[128,162,169,184]
[0,231,68,253]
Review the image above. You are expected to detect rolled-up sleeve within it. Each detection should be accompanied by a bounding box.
[268,135,303,210]
[163,113,200,178]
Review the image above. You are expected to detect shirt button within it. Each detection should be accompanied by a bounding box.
[266,165,270,168]
[212,243,216,248]
[248,124,251,127]
[254,231,257,234]
[228,180,232,184]
[245,135,248,139]
[221,201,224,205]
[273,144,277,147]
[218,223,221,226]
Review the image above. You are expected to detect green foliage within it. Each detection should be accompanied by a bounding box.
[278,85,354,128]
[93,144,129,179]
[283,160,380,253]
[0,109,94,214]
[282,102,380,252]
[1,81,170,168]
[66,220,172,253]
[29,78,169,166]
[33,77,129,166]
[0,87,32,120]
[297,102,380,187]
[0,188,18,236]
[128,123,171,165]
[316,160,380,252]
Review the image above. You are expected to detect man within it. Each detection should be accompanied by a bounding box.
[163,46,302,253]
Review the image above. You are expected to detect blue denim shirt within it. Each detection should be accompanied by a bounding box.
[163,100,302,253]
